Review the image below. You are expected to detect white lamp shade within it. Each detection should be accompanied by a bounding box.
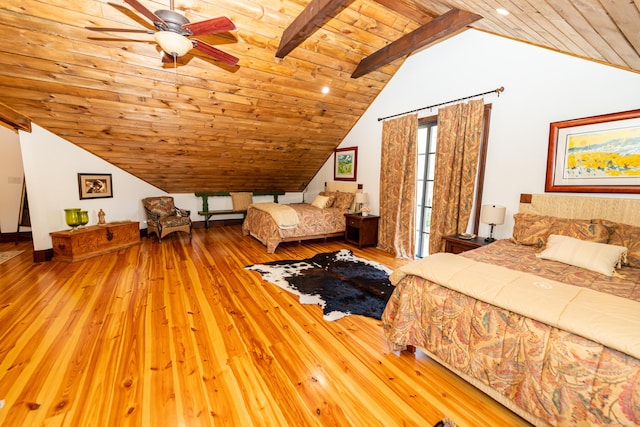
[154,31,193,57]
[481,205,506,225]
[354,192,369,204]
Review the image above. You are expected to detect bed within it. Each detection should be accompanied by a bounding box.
[382,193,640,426]
[242,182,360,253]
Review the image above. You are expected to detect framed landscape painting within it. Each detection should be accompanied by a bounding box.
[545,109,640,193]
[334,146,358,181]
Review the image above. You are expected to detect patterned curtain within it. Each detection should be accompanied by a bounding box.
[378,114,417,259]
[429,99,484,254]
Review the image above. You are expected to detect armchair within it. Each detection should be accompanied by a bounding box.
[142,196,192,242]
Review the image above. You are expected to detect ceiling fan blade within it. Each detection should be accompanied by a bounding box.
[192,39,239,66]
[124,0,167,26]
[183,17,235,36]
[107,1,156,31]
[86,26,152,33]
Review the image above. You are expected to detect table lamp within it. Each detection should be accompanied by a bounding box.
[481,204,506,242]
[354,192,369,215]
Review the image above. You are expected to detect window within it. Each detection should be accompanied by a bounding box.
[415,117,437,258]
[414,105,492,258]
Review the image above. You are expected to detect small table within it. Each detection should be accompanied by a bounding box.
[442,234,492,254]
[344,214,379,248]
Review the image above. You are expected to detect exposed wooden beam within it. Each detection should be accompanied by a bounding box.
[0,101,31,132]
[351,9,483,79]
[275,0,348,59]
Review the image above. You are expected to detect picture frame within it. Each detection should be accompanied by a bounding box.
[334,146,358,181]
[78,173,113,199]
[545,108,640,193]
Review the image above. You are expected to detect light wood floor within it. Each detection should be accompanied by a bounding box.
[0,226,530,426]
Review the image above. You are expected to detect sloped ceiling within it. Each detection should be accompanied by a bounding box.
[0,0,639,193]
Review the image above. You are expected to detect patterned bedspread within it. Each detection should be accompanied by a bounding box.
[242,203,347,253]
[462,239,640,301]
[382,240,640,426]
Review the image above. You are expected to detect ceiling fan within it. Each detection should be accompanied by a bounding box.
[87,0,238,66]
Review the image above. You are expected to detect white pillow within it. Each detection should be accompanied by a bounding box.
[311,195,331,209]
[537,234,628,276]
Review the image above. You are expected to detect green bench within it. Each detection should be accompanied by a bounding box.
[194,191,285,229]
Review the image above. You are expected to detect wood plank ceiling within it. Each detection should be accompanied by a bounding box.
[0,0,639,193]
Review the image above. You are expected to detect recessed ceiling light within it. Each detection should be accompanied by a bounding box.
[322,86,330,94]
[496,8,509,16]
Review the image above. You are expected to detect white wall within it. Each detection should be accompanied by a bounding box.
[17,124,303,251]
[0,126,25,235]
[309,30,640,240]
[19,124,163,250]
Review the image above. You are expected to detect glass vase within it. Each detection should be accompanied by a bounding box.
[78,210,89,227]
[64,208,81,231]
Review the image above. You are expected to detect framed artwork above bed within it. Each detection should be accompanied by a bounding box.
[334,146,358,181]
[545,108,640,193]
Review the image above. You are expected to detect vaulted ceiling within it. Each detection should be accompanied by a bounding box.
[1,0,639,193]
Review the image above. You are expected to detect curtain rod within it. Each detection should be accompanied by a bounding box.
[377,86,505,122]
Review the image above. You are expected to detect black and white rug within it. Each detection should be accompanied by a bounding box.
[245,249,394,321]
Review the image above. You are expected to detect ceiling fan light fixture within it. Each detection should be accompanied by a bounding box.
[154,31,192,56]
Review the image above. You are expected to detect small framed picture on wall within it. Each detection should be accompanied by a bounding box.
[78,173,113,199]
[334,146,358,181]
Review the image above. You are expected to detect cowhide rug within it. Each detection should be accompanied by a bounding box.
[245,249,394,321]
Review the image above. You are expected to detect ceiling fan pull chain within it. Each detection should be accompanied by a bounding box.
[174,54,178,86]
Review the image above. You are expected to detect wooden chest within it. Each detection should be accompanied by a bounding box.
[50,221,140,262]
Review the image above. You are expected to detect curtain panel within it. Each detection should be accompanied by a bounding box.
[429,99,484,254]
[378,114,417,259]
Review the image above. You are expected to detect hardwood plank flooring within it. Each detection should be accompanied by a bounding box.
[0,227,530,426]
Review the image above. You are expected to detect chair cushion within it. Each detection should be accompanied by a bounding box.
[143,197,176,216]
[159,215,191,228]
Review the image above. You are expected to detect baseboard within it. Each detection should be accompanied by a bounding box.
[0,231,32,243]
[193,219,244,228]
[34,248,53,263]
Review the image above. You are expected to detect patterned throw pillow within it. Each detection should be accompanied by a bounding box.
[318,192,336,207]
[511,213,550,248]
[320,191,354,211]
[548,217,611,244]
[593,219,640,268]
[512,213,612,250]
[332,191,356,211]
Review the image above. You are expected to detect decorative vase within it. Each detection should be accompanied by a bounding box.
[64,208,81,231]
[78,210,89,227]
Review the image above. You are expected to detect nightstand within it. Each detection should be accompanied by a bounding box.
[442,234,492,254]
[344,214,379,248]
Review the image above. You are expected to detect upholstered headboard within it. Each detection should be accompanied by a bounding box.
[320,181,363,212]
[324,181,362,193]
[519,193,640,226]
